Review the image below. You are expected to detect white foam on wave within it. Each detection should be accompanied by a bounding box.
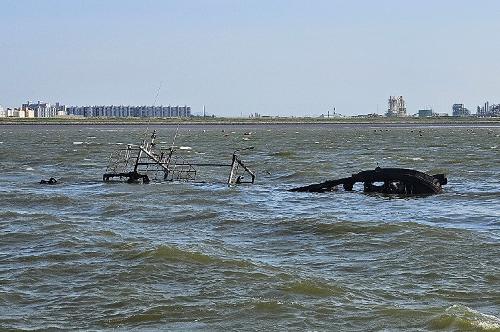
[444,304,500,330]
[73,141,83,145]
[179,146,192,150]
[25,167,34,171]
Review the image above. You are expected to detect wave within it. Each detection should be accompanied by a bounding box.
[130,245,253,268]
[430,305,500,331]
[250,298,288,313]
[274,219,407,237]
[271,150,296,158]
[281,279,344,297]
[0,210,22,218]
[100,304,210,328]
[0,211,62,223]
[313,221,404,236]
[5,195,75,207]
[170,211,219,223]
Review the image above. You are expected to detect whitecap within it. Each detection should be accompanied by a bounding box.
[73,141,83,145]
[179,146,192,150]
[443,304,500,330]
[25,167,34,171]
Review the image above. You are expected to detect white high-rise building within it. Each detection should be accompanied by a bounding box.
[0,105,5,117]
[21,101,66,117]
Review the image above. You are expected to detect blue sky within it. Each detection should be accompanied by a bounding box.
[1,0,499,116]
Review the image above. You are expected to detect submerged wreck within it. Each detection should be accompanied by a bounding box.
[290,167,447,195]
[103,130,255,185]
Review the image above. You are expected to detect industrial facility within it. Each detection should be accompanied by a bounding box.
[418,109,433,117]
[477,102,500,117]
[452,104,470,117]
[386,96,407,117]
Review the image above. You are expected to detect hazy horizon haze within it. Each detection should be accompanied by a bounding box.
[1,0,499,116]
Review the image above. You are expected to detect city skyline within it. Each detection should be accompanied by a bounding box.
[1,0,500,116]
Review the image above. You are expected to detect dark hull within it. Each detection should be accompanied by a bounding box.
[290,168,447,195]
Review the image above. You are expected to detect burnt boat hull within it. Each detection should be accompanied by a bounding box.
[290,167,447,195]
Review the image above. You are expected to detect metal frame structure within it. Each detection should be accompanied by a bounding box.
[103,130,255,185]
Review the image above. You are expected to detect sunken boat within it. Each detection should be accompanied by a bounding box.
[103,130,255,185]
[290,167,447,195]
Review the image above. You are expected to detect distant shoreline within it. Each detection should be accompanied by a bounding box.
[1,117,499,126]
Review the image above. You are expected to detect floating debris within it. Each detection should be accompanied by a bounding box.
[40,177,58,185]
[103,130,255,185]
[290,167,447,195]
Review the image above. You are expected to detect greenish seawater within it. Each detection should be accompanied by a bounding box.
[0,124,499,331]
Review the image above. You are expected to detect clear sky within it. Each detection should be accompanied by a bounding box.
[1,0,499,116]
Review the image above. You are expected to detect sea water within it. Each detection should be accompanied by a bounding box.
[0,124,499,330]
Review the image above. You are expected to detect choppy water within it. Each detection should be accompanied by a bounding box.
[1,124,499,331]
